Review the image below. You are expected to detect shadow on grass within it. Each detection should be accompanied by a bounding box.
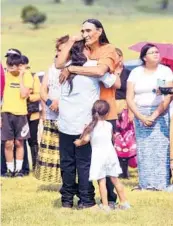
[52,196,102,209]
[37,184,62,192]
[123,180,138,188]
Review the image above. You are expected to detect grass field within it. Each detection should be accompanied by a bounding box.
[1,1,173,226]
[1,170,173,226]
[2,0,173,71]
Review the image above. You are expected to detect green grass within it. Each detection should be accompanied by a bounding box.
[1,0,173,71]
[2,170,173,226]
[1,1,173,225]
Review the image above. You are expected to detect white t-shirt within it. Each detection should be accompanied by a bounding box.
[46,64,61,120]
[58,60,117,135]
[127,64,173,107]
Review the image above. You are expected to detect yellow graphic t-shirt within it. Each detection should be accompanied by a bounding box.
[2,71,33,115]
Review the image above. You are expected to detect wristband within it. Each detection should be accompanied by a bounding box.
[170,159,173,161]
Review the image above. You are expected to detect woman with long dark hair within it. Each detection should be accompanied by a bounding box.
[127,43,173,190]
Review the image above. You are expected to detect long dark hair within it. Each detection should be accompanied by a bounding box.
[80,100,110,139]
[55,35,87,94]
[68,40,87,93]
[139,43,158,65]
[82,19,109,45]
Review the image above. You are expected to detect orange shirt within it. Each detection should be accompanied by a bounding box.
[89,44,118,120]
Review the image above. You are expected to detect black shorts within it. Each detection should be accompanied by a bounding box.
[1,112,30,141]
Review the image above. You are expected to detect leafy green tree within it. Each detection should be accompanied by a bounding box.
[21,5,38,23]
[83,0,94,5]
[161,0,169,9]
[26,12,47,29]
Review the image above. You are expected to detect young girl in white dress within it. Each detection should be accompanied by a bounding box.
[74,100,130,211]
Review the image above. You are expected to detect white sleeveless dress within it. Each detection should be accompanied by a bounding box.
[89,120,122,181]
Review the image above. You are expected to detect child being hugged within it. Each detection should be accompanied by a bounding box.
[74,100,130,211]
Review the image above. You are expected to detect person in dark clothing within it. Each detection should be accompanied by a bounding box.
[114,48,132,179]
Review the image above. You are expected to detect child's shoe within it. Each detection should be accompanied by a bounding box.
[117,202,131,210]
[14,170,24,178]
[99,204,111,212]
[2,170,14,178]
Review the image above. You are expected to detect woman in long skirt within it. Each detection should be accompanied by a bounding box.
[35,62,61,183]
[127,43,173,190]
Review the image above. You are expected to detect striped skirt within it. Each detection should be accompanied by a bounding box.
[35,120,61,183]
[134,106,170,190]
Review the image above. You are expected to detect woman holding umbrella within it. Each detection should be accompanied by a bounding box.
[127,43,173,191]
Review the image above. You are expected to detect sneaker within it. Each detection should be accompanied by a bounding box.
[1,170,14,178]
[108,201,116,210]
[99,204,111,212]
[14,170,24,178]
[131,185,142,191]
[117,202,131,210]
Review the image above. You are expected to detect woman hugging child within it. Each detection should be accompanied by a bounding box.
[74,100,130,212]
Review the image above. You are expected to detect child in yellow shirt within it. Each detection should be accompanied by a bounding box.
[1,54,33,177]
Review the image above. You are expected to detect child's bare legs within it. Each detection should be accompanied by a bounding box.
[15,139,24,160]
[5,140,15,172]
[110,177,127,203]
[5,140,14,162]
[15,139,24,172]
[98,178,108,206]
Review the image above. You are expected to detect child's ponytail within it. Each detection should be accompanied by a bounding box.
[80,111,99,139]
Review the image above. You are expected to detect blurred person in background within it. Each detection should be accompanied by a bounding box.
[114,48,132,179]
[127,43,173,190]
[21,55,41,174]
[34,37,69,183]
[1,63,6,175]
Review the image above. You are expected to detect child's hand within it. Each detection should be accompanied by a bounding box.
[18,65,26,76]
[74,139,82,147]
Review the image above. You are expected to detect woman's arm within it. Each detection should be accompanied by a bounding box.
[56,38,75,68]
[40,73,49,102]
[126,81,148,123]
[150,81,173,120]
[113,74,121,89]
[59,65,110,84]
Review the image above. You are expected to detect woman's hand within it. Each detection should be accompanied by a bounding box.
[49,100,59,112]
[59,68,70,84]
[140,115,154,127]
[70,34,84,42]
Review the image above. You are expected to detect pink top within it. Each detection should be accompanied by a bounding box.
[1,64,5,99]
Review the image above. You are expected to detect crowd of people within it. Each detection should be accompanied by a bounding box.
[1,18,173,212]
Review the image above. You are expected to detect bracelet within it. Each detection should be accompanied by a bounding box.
[170,159,173,161]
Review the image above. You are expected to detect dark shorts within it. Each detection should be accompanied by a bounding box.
[1,112,30,141]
